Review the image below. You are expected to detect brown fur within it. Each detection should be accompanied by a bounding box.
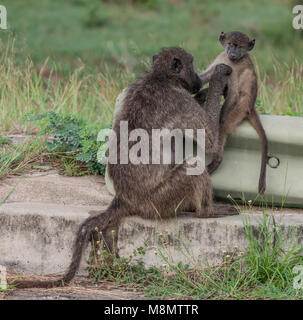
[14,48,237,289]
[198,31,268,194]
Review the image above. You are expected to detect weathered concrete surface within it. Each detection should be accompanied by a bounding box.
[0,173,112,275]
[0,172,112,206]
[0,202,103,275]
[1,171,303,278]
[117,212,303,268]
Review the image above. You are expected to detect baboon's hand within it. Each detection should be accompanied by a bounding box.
[214,64,232,76]
[212,64,232,93]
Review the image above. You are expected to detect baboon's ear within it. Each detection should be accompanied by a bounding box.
[219,32,226,44]
[248,39,255,51]
[171,57,182,73]
[152,54,159,64]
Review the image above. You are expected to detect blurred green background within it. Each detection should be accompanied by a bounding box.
[0,0,302,134]
[0,0,302,76]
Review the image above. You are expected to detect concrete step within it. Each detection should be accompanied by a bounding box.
[0,172,112,206]
[0,172,112,275]
[0,202,104,275]
[117,211,303,268]
[1,202,303,275]
[1,172,303,277]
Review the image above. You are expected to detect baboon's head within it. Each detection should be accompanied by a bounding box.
[219,31,255,62]
[152,47,202,94]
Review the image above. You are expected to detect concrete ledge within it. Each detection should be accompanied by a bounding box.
[1,172,303,276]
[1,202,303,275]
[0,202,100,275]
[0,172,112,206]
[0,173,112,275]
[117,213,303,268]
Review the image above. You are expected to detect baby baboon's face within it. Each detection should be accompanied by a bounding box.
[152,47,202,94]
[219,31,255,62]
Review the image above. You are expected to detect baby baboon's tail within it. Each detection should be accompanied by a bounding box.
[14,197,125,289]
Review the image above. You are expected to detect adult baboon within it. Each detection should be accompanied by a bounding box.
[15,47,235,288]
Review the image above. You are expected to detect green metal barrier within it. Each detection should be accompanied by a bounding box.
[105,90,303,207]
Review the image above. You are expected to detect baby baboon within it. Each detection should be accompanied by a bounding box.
[15,48,235,289]
[199,31,268,194]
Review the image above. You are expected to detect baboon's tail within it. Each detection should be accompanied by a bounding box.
[247,109,268,194]
[13,197,125,289]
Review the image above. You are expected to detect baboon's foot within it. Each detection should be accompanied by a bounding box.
[215,64,232,76]
[178,205,238,219]
[194,206,215,219]
[213,203,239,217]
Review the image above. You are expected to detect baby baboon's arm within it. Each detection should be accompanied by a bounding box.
[200,66,216,85]
[164,64,231,153]
[199,53,226,85]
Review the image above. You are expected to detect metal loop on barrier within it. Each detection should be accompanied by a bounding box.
[267,155,280,168]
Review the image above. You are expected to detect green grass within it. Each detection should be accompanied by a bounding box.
[0,42,132,134]
[0,42,302,136]
[0,0,302,135]
[0,0,302,76]
[0,137,46,180]
[0,38,302,180]
[88,211,303,299]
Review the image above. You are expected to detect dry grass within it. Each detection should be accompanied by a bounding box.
[0,43,302,135]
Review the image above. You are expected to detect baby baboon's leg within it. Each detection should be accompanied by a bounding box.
[208,104,248,174]
[207,132,227,174]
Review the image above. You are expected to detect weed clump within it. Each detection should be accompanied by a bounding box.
[27,111,109,175]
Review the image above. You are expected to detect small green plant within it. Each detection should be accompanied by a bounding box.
[27,111,109,175]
